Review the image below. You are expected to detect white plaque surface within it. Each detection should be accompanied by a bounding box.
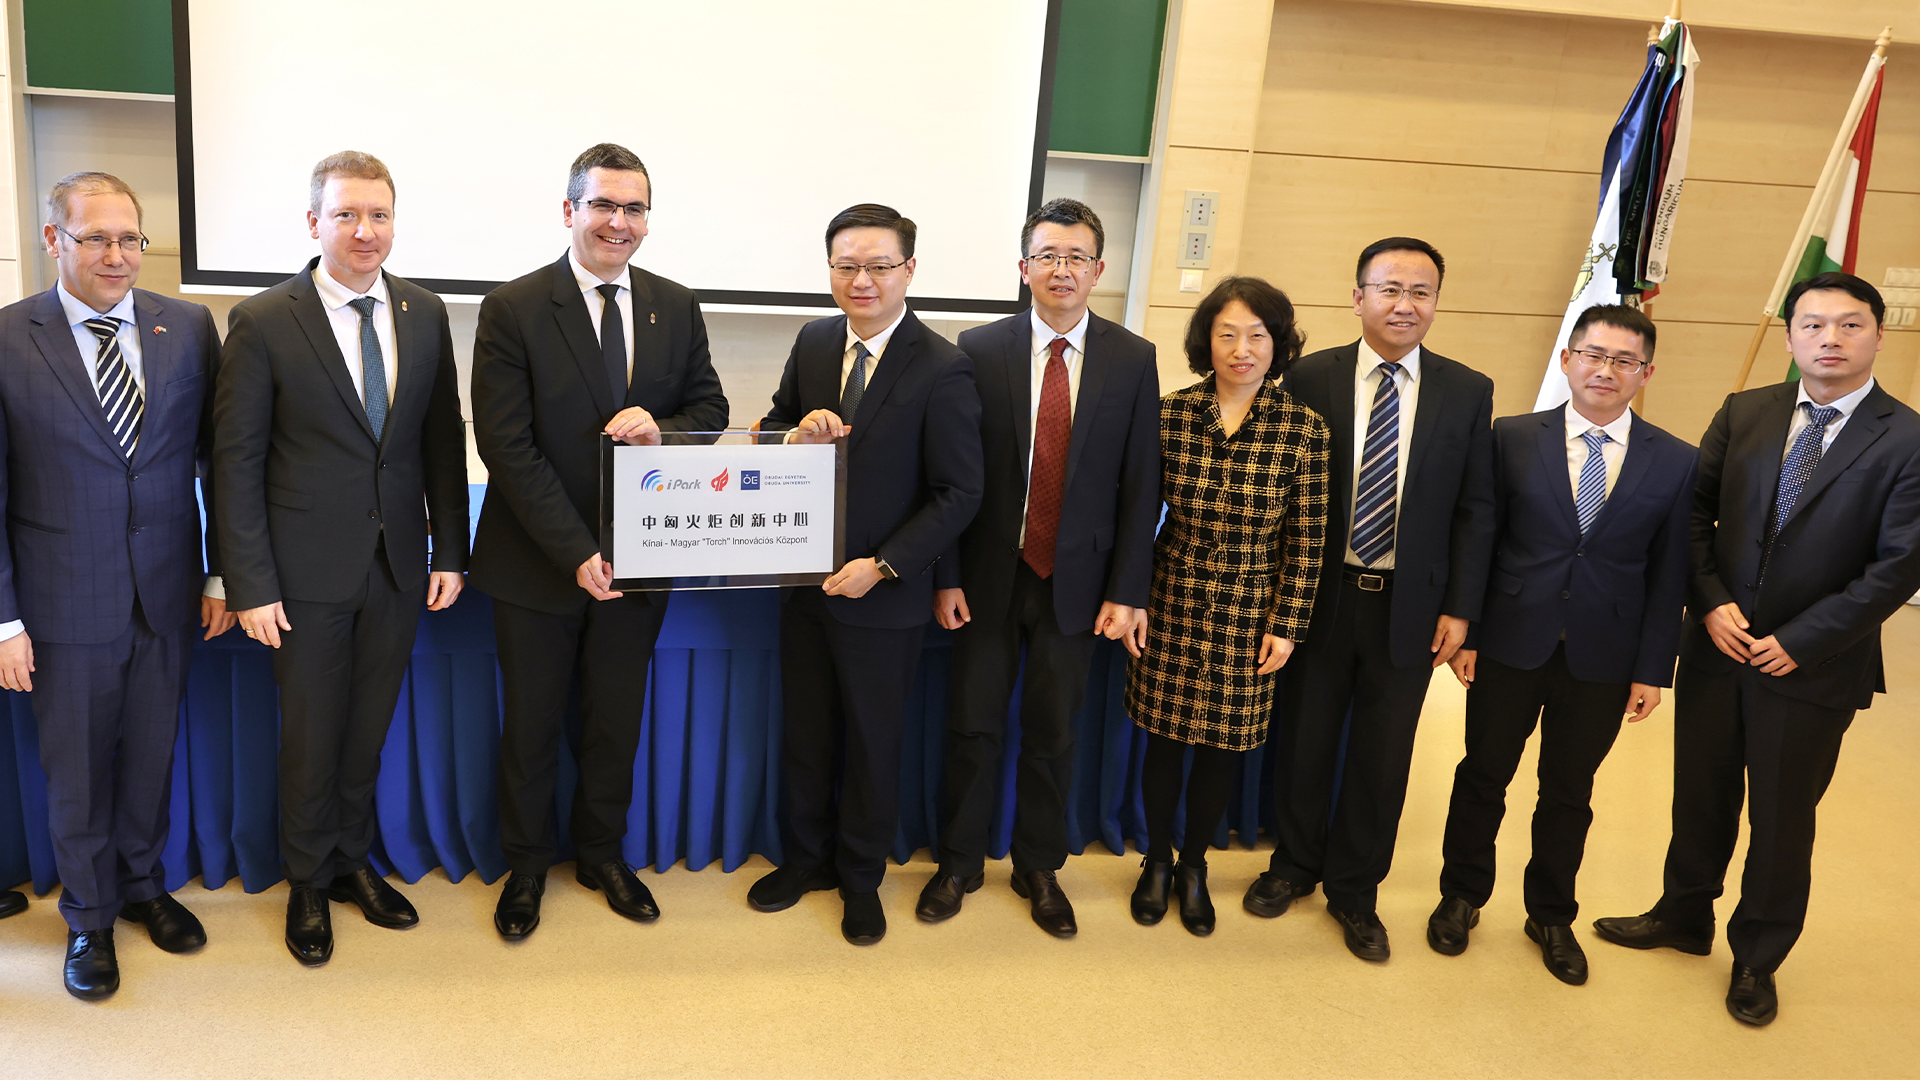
[608,442,838,582]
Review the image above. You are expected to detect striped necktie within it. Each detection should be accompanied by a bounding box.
[83,317,142,458]
[841,341,872,422]
[1350,361,1402,566]
[1574,429,1611,535]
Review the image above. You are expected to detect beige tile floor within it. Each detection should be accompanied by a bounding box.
[2,608,1916,1079]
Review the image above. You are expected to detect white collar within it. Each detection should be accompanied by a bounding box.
[568,248,629,292]
[1564,400,1634,444]
[1795,377,1876,420]
[56,281,136,327]
[846,305,909,355]
[1029,308,1090,355]
[1357,338,1421,381]
[312,261,391,312]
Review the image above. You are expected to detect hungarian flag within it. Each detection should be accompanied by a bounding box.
[1771,54,1885,379]
[1535,20,1699,411]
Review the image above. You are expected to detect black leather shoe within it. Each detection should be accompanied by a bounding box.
[1173,862,1215,937]
[1592,911,1712,955]
[64,928,118,1001]
[747,864,839,913]
[284,885,332,967]
[841,888,886,945]
[1330,905,1390,961]
[1,888,29,919]
[494,871,545,941]
[325,866,419,929]
[1010,870,1077,938]
[575,861,659,922]
[1526,918,1589,985]
[119,893,207,953]
[1131,858,1172,926]
[915,869,983,923]
[1243,871,1311,918]
[1727,962,1778,1026]
[1426,896,1479,956]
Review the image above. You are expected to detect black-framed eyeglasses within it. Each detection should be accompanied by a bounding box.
[1568,347,1649,374]
[576,198,650,222]
[56,225,148,253]
[1360,282,1437,304]
[828,261,909,281]
[1024,252,1098,272]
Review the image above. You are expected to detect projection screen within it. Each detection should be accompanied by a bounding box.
[174,0,1058,313]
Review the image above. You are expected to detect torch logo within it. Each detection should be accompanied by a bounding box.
[711,468,730,492]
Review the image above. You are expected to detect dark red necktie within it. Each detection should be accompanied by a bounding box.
[1023,337,1071,578]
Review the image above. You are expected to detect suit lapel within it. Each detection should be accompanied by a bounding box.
[129,291,175,465]
[1405,349,1444,489]
[1007,316,1033,486]
[1062,314,1109,492]
[1534,412,1581,535]
[27,290,125,456]
[550,255,616,418]
[1587,418,1655,539]
[288,271,376,443]
[1326,345,1359,527]
[625,266,663,409]
[1780,386,1893,532]
[1745,384,1797,533]
[850,311,919,447]
[383,274,431,448]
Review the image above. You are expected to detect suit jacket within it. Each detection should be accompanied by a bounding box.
[1285,341,1497,669]
[1681,380,1920,709]
[0,287,221,644]
[932,310,1159,634]
[762,310,983,630]
[1473,408,1697,686]
[469,253,729,613]
[213,258,469,610]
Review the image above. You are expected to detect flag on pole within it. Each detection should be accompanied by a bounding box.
[1535,19,1700,411]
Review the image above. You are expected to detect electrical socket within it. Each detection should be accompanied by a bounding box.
[1183,232,1211,262]
[1187,194,1215,228]
[1176,190,1219,269]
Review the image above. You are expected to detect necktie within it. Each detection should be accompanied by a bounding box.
[1574,429,1612,535]
[1350,362,1402,566]
[345,297,388,440]
[597,283,627,404]
[1770,403,1843,540]
[1023,337,1072,578]
[841,341,872,422]
[83,317,143,458]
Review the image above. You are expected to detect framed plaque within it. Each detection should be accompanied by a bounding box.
[600,430,847,591]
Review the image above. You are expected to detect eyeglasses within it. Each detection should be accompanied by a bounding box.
[577,198,650,222]
[56,225,148,253]
[829,261,908,281]
[1360,283,1436,304]
[1024,253,1097,272]
[1568,347,1650,374]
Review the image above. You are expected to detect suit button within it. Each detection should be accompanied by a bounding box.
[380,462,388,469]
[1561,590,1570,599]
[128,473,140,481]
[130,526,144,535]
[368,510,379,520]
[1575,550,1585,557]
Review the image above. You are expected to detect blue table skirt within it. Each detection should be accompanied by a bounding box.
[2,499,1271,894]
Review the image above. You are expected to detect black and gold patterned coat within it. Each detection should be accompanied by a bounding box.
[1125,378,1329,750]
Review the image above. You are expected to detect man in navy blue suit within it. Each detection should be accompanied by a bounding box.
[0,173,235,999]
[1428,304,1696,987]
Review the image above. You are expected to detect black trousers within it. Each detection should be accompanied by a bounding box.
[1438,645,1629,924]
[1141,732,1242,866]
[494,592,669,875]
[778,588,926,893]
[1268,576,1433,913]
[1652,660,1853,973]
[276,545,420,889]
[32,600,192,930]
[939,562,1097,876]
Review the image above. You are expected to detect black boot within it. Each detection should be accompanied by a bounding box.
[1131,858,1173,926]
[1173,861,1215,937]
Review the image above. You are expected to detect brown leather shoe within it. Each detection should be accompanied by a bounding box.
[1010,870,1077,938]
[915,869,984,923]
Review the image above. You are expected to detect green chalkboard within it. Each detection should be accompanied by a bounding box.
[24,0,175,95]
[1048,0,1166,157]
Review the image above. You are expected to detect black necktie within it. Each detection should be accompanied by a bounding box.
[597,282,626,403]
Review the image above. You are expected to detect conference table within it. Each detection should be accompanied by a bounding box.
[1,487,1272,898]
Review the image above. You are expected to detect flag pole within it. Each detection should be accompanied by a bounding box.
[1730,26,1891,393]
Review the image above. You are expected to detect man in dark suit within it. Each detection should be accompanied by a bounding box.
[1428,304,1696,985]
[750,204,982,945]
[1244,237,1496,961]
[1595,272,1920,1026]
[470,143,728,941]
[918,199,1158,937]
[0,172,233,998]
[215,152,469,966]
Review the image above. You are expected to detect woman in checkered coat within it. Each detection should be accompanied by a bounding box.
[1123,276,1329,936]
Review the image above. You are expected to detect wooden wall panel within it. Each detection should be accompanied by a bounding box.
[1164,0,1276,150]
[1145,146,1256,309]
[1385,0,1915,42]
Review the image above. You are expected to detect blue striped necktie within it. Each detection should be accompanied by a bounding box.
[1350,361,1402,566]
[83,317,142,458]
[1770,403,1842,540]
[346,296,388,440]
[1574,429,1611,535]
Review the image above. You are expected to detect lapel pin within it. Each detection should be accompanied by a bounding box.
[401,300,409,312]
[649,312,656,325]
[153,325,167,334]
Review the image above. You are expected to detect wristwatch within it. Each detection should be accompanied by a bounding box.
[873,557,899,580]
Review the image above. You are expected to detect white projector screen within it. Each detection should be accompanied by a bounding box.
[176,0,1058,313]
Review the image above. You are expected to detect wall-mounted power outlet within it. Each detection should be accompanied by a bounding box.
[1182,231,1212,263]
[1175,189,1218,270]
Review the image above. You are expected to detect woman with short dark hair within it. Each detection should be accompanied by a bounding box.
[1124,276,1330,935]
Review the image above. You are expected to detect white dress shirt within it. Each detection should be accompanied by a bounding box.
[1344,341,1421,568]
[1020,308,1089,544]
[1783,377,1876,462]
[840,305,909,394]
[1564,402,1633,501]
[568,249,634,381]
[57,283,144,394]
[311,262,398,409]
